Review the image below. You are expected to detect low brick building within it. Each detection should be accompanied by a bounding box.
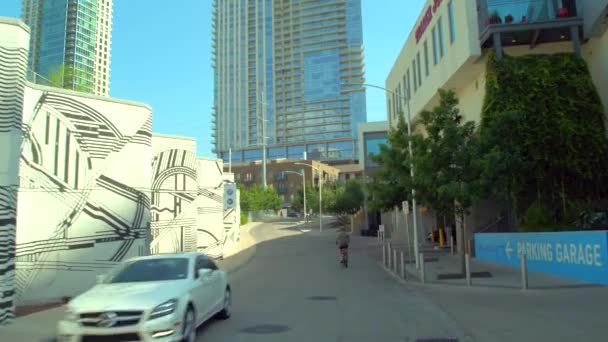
[226,159,340,204]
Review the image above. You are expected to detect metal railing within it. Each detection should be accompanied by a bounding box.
[479,0,579,33]
[26,69,57,87]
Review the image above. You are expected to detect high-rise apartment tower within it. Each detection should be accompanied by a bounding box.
[22,0,113,96]
[212,0,367,163]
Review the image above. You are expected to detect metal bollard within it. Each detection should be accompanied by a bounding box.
[465,253,472,286]
[420,253,426,283]
[521,254,528,290]
[387,247,392,270]
[393,249,398,273]
[450,237,454,255]
[400,251,406,279]
[382,243,386,266]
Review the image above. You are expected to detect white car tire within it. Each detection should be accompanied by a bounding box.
[216,287,231,319]
[182,306,197,342]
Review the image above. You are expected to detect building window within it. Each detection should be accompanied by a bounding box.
[438,16,445,58]
[423,40,429,77]
[402,74,407,101]
[397,84,402,114]
[406,69,411,99]
[412,60,417,92]
[448,0,455,44]
[416,52,422,87]
[432,27,438,65]
[392,93,398,118]
[277,183,286,194]
[275,170,286,180]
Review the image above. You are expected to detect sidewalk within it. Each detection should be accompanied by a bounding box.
[371,239,608,341]
[377,240,597,289]
[0,221,264,341]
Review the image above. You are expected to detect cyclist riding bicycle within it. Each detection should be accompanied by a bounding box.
[336,229,350,254]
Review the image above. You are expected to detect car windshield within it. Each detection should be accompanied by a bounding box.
[106,258,190,283]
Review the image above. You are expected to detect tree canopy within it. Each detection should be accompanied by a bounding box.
[238,184,281,212]
[292,180,364,216]
[47,63,94,93]
[367,115,412,211]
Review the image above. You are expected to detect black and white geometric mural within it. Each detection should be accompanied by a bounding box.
[0,18,238,327]
[14,86,152,304]
[150,136,226,258]
[0,24,28,325]
[196,158,228,258]
[150,135,199,254]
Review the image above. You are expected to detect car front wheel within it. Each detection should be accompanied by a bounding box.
[216,287,231,319]
[182,306,196,342]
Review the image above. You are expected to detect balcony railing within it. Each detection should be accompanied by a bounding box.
[479,0,578,33]
[478,0,583,52]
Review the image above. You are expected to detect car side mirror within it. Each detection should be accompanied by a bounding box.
[197,268,211,279]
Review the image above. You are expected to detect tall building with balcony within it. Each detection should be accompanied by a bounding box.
[21,0,113,96]
[212,0,367,164]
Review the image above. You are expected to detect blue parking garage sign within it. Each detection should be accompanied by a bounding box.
[475,231,608,285]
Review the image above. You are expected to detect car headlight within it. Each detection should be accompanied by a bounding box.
[64,307,78,322]
[149,299,178,320]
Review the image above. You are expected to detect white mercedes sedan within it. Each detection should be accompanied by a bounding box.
[57,253,231,342]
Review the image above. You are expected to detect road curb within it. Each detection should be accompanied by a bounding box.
[218,222,264,275]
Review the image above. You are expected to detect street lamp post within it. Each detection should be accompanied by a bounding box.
[285,169,306,223]
[257,90,270,189]
[295,162,323,232]
[259,90,268,189]
[342,82,421,269]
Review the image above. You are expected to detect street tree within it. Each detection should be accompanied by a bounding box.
[238,184,281,212]
[367,114,412,211]
[47,63,93,93]
[330,180,364,216]
[412,89,480,274]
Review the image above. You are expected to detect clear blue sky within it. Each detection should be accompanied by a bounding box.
[0,0,424,156]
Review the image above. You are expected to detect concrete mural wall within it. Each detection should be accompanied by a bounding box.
[150,135,199,254]
[150,137,228,258]
[0,18,29,326]
[0,17,238,327]
[15,84,153,305]
[196,158,226,258]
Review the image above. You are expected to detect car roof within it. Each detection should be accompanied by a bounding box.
[125,252,211,263]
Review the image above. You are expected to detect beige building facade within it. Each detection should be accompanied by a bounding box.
[386,0,608,128]
[386,0,608,247]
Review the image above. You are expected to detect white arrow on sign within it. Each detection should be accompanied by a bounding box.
[505,241,514,259]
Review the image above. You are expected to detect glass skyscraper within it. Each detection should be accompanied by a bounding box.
[212,0,367,163]
[22,0,113,96]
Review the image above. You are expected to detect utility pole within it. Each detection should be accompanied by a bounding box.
[343,81,421,269]
[259,89,268,189]
[403,85,420,269]
[295,162,322,231]
[319,168,323,231]
[302,168,307,223]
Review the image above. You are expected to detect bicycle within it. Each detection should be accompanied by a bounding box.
[339,247,349,268]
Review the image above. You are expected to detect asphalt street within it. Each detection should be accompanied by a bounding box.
[197,220,474,342]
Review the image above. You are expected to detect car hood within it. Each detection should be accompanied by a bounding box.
[70,280,189,312]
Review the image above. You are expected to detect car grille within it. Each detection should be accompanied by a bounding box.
[81,333,141,342]
[79,311,143,327]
